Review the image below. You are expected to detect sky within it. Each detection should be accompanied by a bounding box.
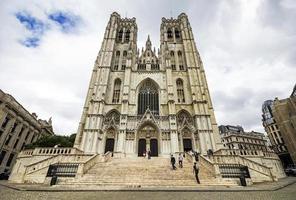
[0,0,295,135]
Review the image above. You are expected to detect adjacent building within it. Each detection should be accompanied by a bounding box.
[0,89,54,175]
[219,125,269,153]
[272,85,296,165]
[262,100,292,167]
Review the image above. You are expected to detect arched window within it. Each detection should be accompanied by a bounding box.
[122,51,127,70]
[176,79,185,103]
[178,51,184,70]
[170,51,176,70]
[112,79,121,103]
[167,28,173,39]
[176,110,193,127]
[138,79,159,115]
[114,51,120,70]
[175,28,181,39]
[125,29,130,43]
[117,29,123,42]
[104,110,120,125]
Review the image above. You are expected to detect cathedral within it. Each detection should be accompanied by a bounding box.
[9,12,286,187]
[74,12,222,157]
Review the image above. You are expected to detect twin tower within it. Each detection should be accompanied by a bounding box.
[74,12,222,157]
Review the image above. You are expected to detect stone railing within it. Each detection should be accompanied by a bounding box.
[25,154,94,175]
[212,154,273,181]
[199,155,221,179]
[215,149,279,159]
[19,147,83,157]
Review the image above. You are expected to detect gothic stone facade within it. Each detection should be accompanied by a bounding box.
[74,12,222,157]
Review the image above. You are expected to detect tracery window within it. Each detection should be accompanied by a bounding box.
[176,79,185,103]
[177,110,193,127]
[138,79,159,115]
[167,28,173,39]
[125,29,130,43]
[122,51,127,70]
[112,79,121,103]
[117,29,123,42]
[114,51,120,70]
[104,110,120,125]
[178,51,184,70]
[175,28,181,39]
[170,51,176,70]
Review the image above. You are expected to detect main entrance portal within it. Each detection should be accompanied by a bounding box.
[138,139,146,156]
[105,138,115,153]
[183,139,192,152]
[137,124,159,157]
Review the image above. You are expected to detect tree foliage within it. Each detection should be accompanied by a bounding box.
[25,134,76,149]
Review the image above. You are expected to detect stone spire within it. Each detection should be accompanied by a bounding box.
[146,35,152,50]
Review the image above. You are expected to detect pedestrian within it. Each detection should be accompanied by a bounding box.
[194,152,199,162]
[193,162,200,184]
[170,154,176,170]
[143,150,146,158]
[148,150,151,159]
[178,153,183,168]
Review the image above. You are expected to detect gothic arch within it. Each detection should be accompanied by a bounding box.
[104,109,121,127]
[136,78,160,115]
[176,109,194,129]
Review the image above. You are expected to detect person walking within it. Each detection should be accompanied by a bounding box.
[148,150,151,159]
[178,153,183,168]
[170,154,177,170]
[193,162,200,184]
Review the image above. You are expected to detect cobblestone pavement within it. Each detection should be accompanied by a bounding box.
[0,183,296,200]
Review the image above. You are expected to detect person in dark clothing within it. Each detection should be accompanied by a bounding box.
[148,150,151,159]
[170,154,177,170]
[193,162,200,184]
[194,152,199,162]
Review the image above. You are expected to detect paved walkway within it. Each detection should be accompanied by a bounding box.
[0,181,296,200]
[1,177,296,192]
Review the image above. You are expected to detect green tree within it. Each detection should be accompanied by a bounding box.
[25,134,76,149]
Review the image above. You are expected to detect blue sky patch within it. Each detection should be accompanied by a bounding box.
[15,11,47,35]
[21,37,40,48]
[48,11,81,33]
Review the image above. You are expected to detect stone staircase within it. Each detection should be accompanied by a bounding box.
[58,156,238,187]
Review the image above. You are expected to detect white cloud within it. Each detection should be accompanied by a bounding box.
[0,0,295,135]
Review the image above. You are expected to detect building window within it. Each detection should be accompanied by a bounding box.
[113,51,120,70]
[10,122,18,133]
[1,116,10,129]
[167,28,173,39]
[13,139,19,149]
[138,79,159,115]
[125,29,130,43]
[6,153,15,167]
[5,135,12,146]
[112,79,121,103]
[170,51,176,71]
[0,151,7,165]
[178,50,184,70]
[117,29,123,42]
[176,79,185,103]
[122,50,127,70]
[175,28,181,39]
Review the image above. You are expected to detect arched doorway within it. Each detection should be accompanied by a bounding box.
[138,139,146,156]
[137,79,159,115]
[105,138,114,153]
[137,124,159,157]
[104,128,116,153]
[150,139,158,156]
[183,138,192,152]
